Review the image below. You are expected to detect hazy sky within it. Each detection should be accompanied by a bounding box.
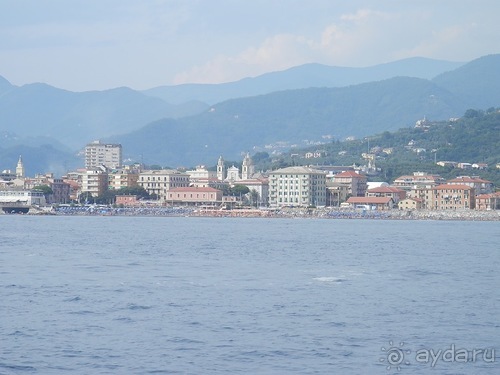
[1,0,499,91]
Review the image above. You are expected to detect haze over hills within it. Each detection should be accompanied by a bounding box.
[0,81,207,149]
[111,76,465,166]
[111,54,500,167]
[0,54,498,173]
[432,54,500,108]
[143,57,464,105]
[0,56,466,151]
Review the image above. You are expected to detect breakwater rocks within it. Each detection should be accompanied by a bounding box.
[47,205,500,221]
[271,208,500,221]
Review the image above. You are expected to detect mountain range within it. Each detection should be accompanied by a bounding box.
[142,57,464,105]
[0,54,499,174]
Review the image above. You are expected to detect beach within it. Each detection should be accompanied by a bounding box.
[23,205,500,221]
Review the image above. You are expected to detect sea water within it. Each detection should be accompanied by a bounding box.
[1,216,499,374]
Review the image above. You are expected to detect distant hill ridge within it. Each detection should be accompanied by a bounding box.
[142,57,464,105]
[0,54,499,173]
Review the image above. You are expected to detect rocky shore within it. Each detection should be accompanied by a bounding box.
[36,205,500,221]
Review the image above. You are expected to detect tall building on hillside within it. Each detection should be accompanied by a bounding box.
[85,140,122,169]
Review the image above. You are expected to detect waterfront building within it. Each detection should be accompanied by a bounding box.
[366,186,406,204]
[345,196,395,210]
[166,187,223,205]
[186,165,218,186]
[393,172,445,191]
[81,168,109,198]
[85,140,122,169]
[236,178,269,206]
[475,192,500,210]
[138,170,190,202]
[327,170,367,198]
[326,183,350,207]
[431,184,475,210]
[24,173,71,204]
[268,166,326,207]
[0,189,46,209]
[398,197,424,210]
[446,176,494,195]
[407,187,434,209]
[108,169,139,191]
[62,170,85,201]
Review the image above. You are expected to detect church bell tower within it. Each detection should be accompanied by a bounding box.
[217,156,225,181]
[16,155,25,178]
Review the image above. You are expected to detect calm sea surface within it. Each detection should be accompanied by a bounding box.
[1,216,499,374]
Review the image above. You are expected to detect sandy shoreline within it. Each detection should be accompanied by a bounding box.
[22,206,500,221]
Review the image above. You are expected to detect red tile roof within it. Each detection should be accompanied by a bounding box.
[447,176,491,183]
[476,192,500,199]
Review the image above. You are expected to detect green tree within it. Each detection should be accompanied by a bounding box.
[33,185,53,196]
[79,192,94,204]
[464,109,482,119]
[252,151,270,163]
[118,186,150,199]
[230,184,250,196]
[33,185,53,202]
[95,190,117,205]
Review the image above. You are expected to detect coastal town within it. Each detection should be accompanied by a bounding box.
[0,138,499,219]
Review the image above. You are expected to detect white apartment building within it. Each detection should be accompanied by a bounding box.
[138,170,190,202]
[186,165,218,182]
[269,166,327,207]
[85,140,122,169]
[81,168,109,197]
[0,189,46,206]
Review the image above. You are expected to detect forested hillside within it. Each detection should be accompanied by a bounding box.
[253,108,500,186]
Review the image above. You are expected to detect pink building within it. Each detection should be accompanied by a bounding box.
[166,187,223,205]
[116,195,141,207]
[475,192,500,210]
